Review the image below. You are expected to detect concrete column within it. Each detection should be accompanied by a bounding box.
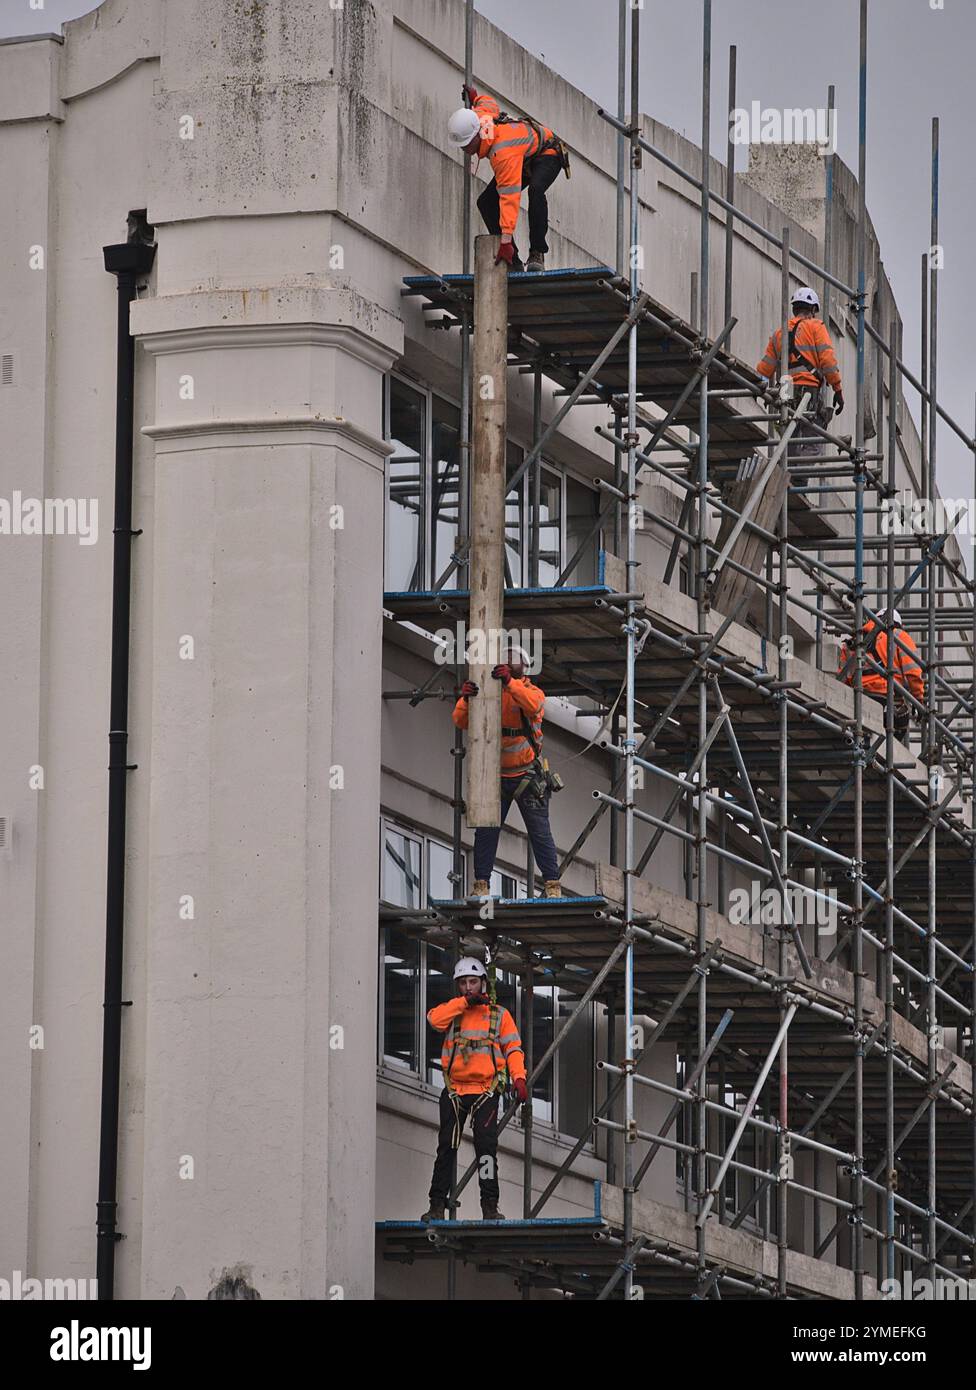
[131,286,399,1299]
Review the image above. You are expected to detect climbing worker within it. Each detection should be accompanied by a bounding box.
[755,287,844,480]
[421,956,528,1222]
[453,648,562,898]
[837,608,924,738]
[446,83,570,273]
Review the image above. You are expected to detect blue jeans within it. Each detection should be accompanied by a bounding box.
[473,774,560,883]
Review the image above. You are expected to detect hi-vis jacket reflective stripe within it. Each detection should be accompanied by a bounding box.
[472,92,559,238]
[756,315,843,392]
[428,996,527,1095]
[837,622,924,702]
[452,676,545,777]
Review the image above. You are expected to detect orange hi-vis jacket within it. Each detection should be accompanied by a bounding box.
[472,92,560,238]
[837,621,924,703]
[428,996,526,1095]
[452,676,545,778]
[756,315,843,393]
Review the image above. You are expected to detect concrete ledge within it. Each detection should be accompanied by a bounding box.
[601,1184,882,1299]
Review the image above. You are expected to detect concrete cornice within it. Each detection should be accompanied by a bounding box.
[141,415,394,459]
[136,319,400,375]
[132,287,403,366]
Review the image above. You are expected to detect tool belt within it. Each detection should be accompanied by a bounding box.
[506,711,565,800]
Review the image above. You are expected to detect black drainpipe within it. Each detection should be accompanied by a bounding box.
[97,223,156,1300]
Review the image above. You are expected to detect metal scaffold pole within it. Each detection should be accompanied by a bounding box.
[851,0,869,1301]
[694,0,713,1292]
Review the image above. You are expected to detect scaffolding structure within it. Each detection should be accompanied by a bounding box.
[379,0,976,1299]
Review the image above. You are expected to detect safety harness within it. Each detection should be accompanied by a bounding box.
[442,1002,509,1096]
[494,111,572,178]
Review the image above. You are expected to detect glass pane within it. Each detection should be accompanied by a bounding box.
[382,826,422,909]
[427,838,458,903]
[535,467,562,588]
[556,992,593,1139]
[386,379,425,591]
[431,396,461,592]
[529,985,555,1123]
[382,927,419,1071]
[565,474,599,587]
[490,869,523,901]
[425,941,454,1087]
[505,444,524,586]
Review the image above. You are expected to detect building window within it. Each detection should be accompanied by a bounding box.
[382,825,423,909]
[385,377,425,592]
[381,928,420,1071]
[384,373,600,591]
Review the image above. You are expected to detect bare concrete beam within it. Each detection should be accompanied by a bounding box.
[466,235,507,827]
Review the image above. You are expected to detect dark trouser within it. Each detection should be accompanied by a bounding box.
[477,153,563,264]
[428,1089,500,1204]
[868,690,910,738]
[789,387,824,488]
[473,773,560,883]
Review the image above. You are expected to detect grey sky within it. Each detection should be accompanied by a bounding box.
[5,0,972,499]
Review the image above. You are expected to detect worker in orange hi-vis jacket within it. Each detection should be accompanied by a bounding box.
[446,84,570,273]
[755,286,844,483]
[420,957,527,1223]
[837,607,925,738]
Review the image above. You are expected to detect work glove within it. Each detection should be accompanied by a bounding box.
[462,83,479,106]
[833,390,845,416]
[511,1077,528,1105]
[461,680,479,699]
[491,663,512,685]
[495,241,516,267]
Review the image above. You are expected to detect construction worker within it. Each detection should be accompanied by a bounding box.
[837,608,924,738]
[421,957,527,1222]
[446,84,569,272]
[453,649,562,898]
[756,287,844,480]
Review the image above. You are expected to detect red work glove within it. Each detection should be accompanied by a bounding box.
[495,241,516,267]
[462,84,479,106]
[491,663,512,685]
[511,1077,528,1105]
[460,680,479,698]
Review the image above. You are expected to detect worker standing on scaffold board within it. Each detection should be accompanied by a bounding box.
[447,84,571,273]
[421,957,527,1223]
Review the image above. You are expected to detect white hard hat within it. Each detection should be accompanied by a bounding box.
[891,607,903,625]
[453,956,487,980]
[448,108,481,148]
[792,286,821,311]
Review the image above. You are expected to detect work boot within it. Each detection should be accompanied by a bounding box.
[526,252,545,273]
[421,1201,446,1223]
[481,1201,505,1221]
[543,880,562,899]
[470,879,490,898]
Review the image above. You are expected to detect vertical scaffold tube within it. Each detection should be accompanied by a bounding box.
[622,0,641,1303]
[694,0,713,1291]
[852,0,869,1302]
